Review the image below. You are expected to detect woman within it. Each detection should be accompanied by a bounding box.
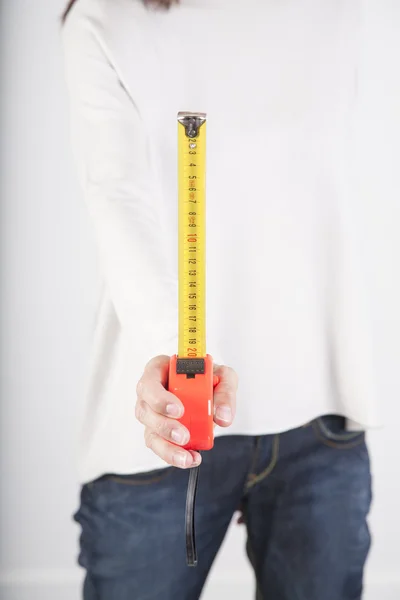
[62,1,378,598]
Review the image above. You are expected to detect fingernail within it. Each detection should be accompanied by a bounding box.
[215,405,232,423]
[171,428,188,445]
[192,455,202,467]
[166,403,181,417]
[174,452,188,468]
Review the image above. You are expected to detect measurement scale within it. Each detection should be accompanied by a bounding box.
[178,111,206,359]
[168,112,219,452]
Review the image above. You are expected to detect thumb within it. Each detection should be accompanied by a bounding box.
[213,364,238,428]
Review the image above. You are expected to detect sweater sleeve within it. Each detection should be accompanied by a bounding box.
[61,10,178,362]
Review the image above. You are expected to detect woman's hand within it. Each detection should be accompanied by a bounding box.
[135,355,238,469]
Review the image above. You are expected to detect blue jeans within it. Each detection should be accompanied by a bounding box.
[74,415,372,600]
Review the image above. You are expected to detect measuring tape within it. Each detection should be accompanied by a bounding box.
[167,113,220,567]
[178,112,206,359]
[168,111,219,454]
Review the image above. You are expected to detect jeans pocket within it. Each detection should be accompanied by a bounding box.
[312,415,365,449]
[91,466,175,487]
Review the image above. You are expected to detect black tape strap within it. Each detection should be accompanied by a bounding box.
[185,463,200,567]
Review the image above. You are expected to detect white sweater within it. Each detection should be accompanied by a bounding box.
[62,0,380,485]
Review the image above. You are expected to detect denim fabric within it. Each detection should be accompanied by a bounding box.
[74,415,372,600]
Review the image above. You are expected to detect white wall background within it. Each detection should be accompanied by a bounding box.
[0,1,399,599]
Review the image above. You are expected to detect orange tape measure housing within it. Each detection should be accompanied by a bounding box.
[168,354,219,450]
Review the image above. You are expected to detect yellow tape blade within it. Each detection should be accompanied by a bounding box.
[177,113,206,359]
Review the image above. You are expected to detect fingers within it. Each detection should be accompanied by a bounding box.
[135,399,189,446]
[144,429,202,469]
[136,355,199,469]
[136,355,184,418]
[213,364,238,428]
